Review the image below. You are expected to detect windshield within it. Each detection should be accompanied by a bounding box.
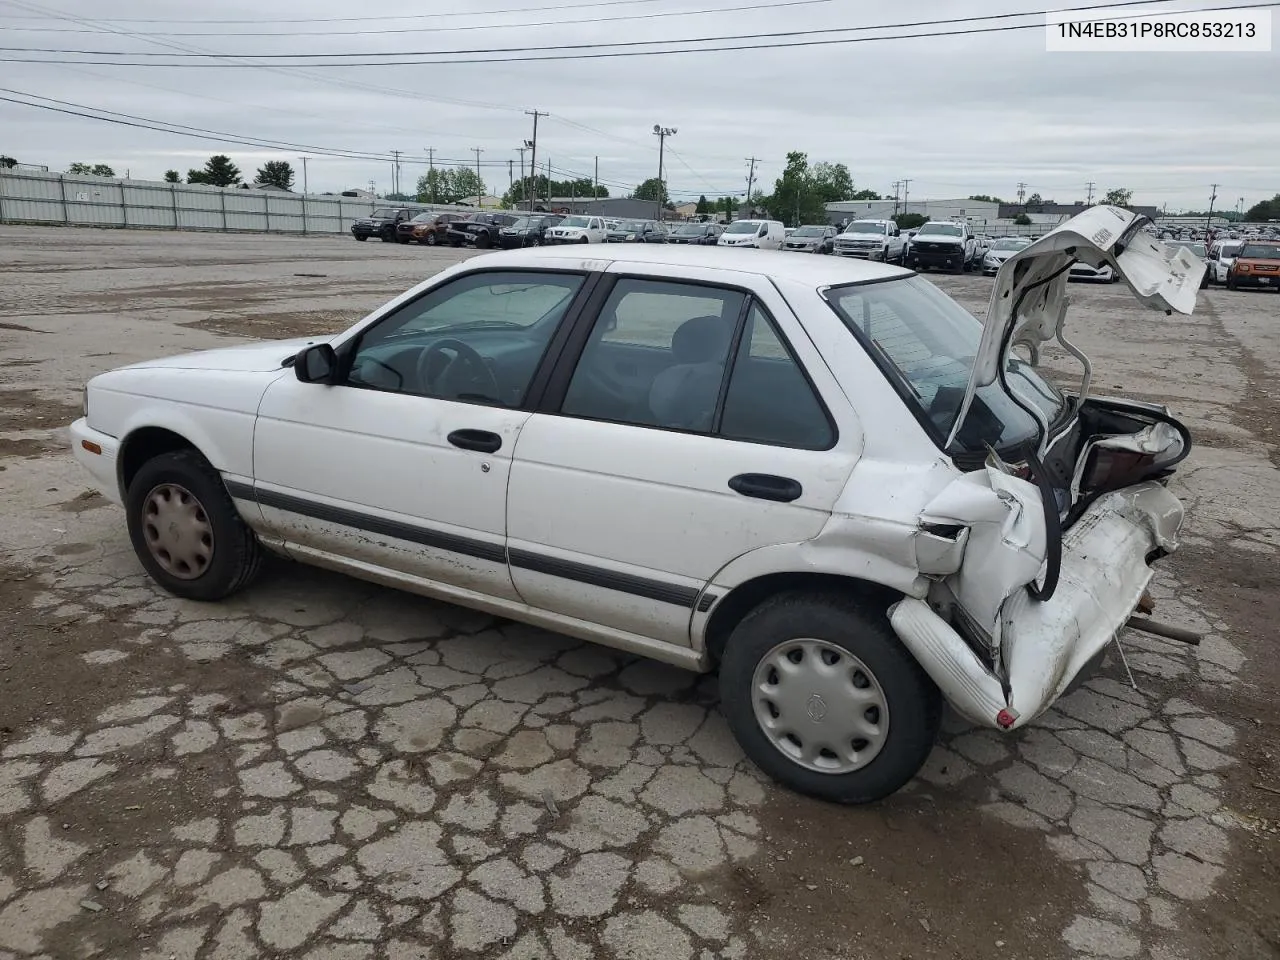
[560,216,590,228]
[846,221,887,235]
[510,218,533,229]
[409,212,433,223]
[992,238,1029,251]
[1182,242,1207,258]
[920,223,963,237]
[1219,243,1241,257]
[793,226,827,237]
[672,224,705,235]
[825,276,1066,454]
[371,208,396,219]
[615,220,646,231]
[1240,243,1280,259]
[724,221,761,234]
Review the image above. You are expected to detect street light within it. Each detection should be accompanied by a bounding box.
[652,124,676,221]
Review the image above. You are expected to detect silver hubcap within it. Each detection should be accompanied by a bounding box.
[752,638,890,774]
[141,483,214,580]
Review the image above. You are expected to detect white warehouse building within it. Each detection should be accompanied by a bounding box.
[826,197,999,225]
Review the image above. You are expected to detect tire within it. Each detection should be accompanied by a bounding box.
[125,450,262,602]
[396,235,410,244]
[379,231,394,243]
[424,232,438,246]
[718,590,942,804]
[1226,276,1236,290]
[354,235,367,242]
[579,237,589,244]
[475,232,492,250]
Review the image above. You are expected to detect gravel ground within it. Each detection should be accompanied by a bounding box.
[0,226,1277,960]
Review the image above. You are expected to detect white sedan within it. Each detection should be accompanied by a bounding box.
[71,208,1205,803]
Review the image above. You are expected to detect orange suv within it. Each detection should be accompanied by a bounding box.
[1226,240,1280,291]
[396,212,465,246]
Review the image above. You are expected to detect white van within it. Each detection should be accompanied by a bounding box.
[717,219,786,250]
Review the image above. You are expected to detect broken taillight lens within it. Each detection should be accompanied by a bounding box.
[1082,448,1154,491]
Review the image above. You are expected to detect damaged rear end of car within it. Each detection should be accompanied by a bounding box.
[832,206,1204,732]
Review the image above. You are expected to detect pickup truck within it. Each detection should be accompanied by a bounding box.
[831,219,906,262]
[350,207,413,242]
[905,220,980,272]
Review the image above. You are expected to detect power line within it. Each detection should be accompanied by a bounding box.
[0,0,838,37]
[0,0,687,25]
[1,0,1205,58]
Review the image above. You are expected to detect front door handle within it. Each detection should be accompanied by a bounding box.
[728,473,802,503]
[447,429,502,454]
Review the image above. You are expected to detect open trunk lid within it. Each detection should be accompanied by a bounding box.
[947,206,1205,450]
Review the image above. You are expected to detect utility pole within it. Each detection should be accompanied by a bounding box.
[891,180,901,217]
[524,109,546,213]
[368,179,376,200]
[902,178,912,214]
[299,156,309,196]
[594,155,599,210]
[744,156,759,218]
[516,147,527,205]
[1206,183,1219,234]
[545,158,551,206]
[1017,181,1027,209]
[423,147,436,204]
[1085,181,1095,206]
[390,149,401,197]
[653,125,677,221]
[508,159,514,193]
[471,148,484,206]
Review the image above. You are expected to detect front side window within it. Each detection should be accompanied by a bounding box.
[826,276,1066,454]
[724,221,760,235]
[347,271,584,407]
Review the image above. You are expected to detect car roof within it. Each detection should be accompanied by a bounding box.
[462,244,910,284]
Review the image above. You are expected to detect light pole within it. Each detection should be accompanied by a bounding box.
[652,125,676,221]
[299,156,309,195]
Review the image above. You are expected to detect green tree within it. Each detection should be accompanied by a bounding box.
[894,212,928,229]
[850,189,882,200]
[255,160,295,191]
[811,161,855,202]
[68,162,115,177]
[187,155,241,187]
[1244,194,1280,222]
[1102,187,1133,208]
[415,168,486,204]
[632,177,669,205]
[968,194,1003,204]
[695,195,711,215]
[0,155,16,168]
[163,170,181,183]
[501,174,602,208]
[1013,213,1032,225]
[1026,192,1043,207]
[762,154,867,225]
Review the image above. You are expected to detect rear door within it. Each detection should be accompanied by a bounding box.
[506,265,860,647]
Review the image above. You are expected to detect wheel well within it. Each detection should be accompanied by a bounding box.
[703,572,901,664]
[118,427,199,495]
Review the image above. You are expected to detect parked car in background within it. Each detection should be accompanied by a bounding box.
[1226,240,1280,290]
[397,212,466,246]
[498,215,564,249]
[1167,241,1209,288]
[445,212,520,249]
[832,220,905,262]
[981,237,1032,275]
[666,222,724,245]
[1068,262,1119,282]
[905,221,979,272]
[1206,239,1243,285]
[606,219,667,243]
[68,206,1202,805]
[544,215,608,244]
[783,225,837,254]
[351,207,413,242]
[717,219,786,250]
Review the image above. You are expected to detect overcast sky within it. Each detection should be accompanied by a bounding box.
[1,0,1275,211]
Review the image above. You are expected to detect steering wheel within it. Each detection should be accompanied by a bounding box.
[416,339,501,401]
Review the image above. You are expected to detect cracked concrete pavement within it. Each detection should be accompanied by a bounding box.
[0,227,1277,959]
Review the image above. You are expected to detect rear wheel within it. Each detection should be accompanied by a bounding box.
[125,450,262,601]
[718,590,942,804]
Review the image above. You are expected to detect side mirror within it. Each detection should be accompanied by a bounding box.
[294,343,337,384]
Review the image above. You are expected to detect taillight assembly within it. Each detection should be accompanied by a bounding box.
[1082,448,1155,491]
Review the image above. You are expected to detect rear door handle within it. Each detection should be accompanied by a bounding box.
[728,473,803,503]
[447,429,502,454]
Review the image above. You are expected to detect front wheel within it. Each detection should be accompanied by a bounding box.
[424,232,438,246]
[354,235,367,242]
[125,450,263,601]
[719,590,942,804]
[475,232,492,250]
[1226,276,1236,290]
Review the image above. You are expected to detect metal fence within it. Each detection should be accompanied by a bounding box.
[0,168,470,234]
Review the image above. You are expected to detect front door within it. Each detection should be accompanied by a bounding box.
[252,268,590,601]
[506,269,860,647]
